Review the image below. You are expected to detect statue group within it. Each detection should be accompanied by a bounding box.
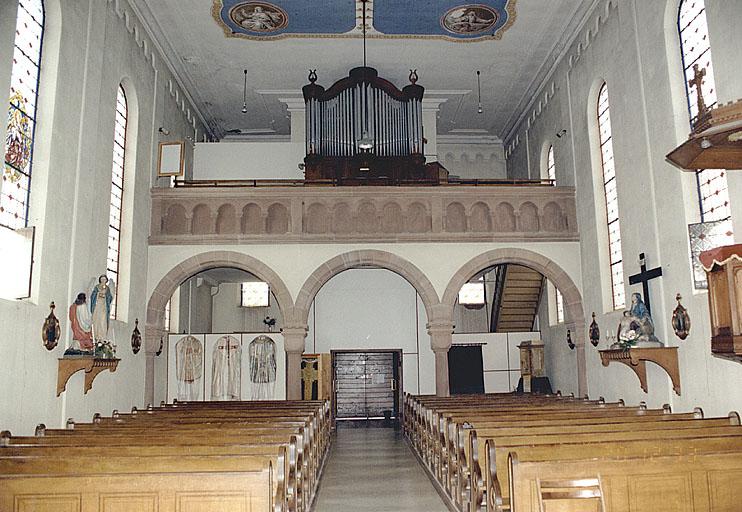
[612,292,663,348]
[66,275,115,356]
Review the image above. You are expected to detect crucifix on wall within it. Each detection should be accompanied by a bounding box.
[628,252,663,316]
[688,63,710,128]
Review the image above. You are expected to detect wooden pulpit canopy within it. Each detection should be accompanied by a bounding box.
[701,243,742,363]
[667,99,742,171]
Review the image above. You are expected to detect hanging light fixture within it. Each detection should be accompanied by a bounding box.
[241,69,248,114]
[476,70,483,114]
[357,0,374,152]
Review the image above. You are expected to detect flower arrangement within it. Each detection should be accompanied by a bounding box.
[94,339,117,359]
[617,329,639,349]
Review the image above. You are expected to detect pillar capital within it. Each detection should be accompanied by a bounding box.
[280,325,307,354]
[144,325,167,355]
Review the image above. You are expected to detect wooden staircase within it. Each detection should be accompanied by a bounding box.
[492,264,544,332]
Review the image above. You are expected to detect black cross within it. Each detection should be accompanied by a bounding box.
[628,252,663,316]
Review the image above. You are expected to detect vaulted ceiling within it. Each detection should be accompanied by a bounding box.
[130,0,595,140]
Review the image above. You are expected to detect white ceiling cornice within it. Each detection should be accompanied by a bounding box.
[127,0,219,139]
[499,0,599,142]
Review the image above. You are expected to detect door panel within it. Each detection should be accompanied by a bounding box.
[333,351,400,420]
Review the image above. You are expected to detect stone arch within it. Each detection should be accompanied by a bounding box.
[380,202,403,233]
[356,201,379,233]
[163,204,187,234]
[442,248,587,396]
[241,203,262,234]
[445,202,467,232]
[469,201,492,232]
[542,201,565,232]
[191,204,213,234]
[494,202,516,232]
[294,250,440,325]
[215,204,237,234]
[145,250,294,334]
[407,202,430,233]
[305,202,329,234]
[519,201,540,232]
[266,203,289,234]
[144,250,295,403]
[332,203,353,233]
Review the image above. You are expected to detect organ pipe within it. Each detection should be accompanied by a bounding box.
[302,67,424,158]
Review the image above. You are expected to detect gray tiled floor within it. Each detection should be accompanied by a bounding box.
[311,424,449,511]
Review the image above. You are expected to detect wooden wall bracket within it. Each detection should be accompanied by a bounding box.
[599,347,680,396]
[57,357,120,396]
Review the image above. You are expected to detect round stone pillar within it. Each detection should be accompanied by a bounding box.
[427,321,454,397]
[282,325,308,400]
[144,325,167,406]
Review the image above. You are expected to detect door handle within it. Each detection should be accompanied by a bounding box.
[391,378,397,391]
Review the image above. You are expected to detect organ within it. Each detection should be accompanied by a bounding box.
[302,67,446,184]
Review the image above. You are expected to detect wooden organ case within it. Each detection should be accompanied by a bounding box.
[302,67,444,184]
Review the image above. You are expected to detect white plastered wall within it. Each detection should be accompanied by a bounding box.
[0,0,208,434]
[506,0,742,416]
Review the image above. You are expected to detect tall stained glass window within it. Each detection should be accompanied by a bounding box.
[1,0,44,229]
[546,145,556,184]
[678,0,732,225]
[107,85,127,318]
[597,83,625,310]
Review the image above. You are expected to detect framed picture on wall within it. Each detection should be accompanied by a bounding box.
[157,141,185,177]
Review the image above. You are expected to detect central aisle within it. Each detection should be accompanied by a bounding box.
[311,425,449,511]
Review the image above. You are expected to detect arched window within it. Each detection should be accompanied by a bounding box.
[107,84,127,318]
[1,0,44,230]
[555,287,564,323]
[546,145,556,184]
[678,0,731,224]
[597,83,625,310]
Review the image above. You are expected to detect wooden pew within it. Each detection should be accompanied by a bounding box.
[404,393,742,512]
[501,440,742,511]
[0,400,331,512]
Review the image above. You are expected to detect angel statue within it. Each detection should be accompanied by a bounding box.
[90,275,114,342]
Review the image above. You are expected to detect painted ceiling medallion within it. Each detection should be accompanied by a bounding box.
[229,1,288,33]
[373,0,516,41]
[214,0,516,41]
[214,0,356,40]
[441,5,498,35]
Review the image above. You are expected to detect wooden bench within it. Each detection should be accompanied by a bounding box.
[504,443,742,511]
[0,400,331,512]
[404,393,742,512]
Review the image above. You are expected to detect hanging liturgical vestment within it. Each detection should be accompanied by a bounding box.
[249,335,277,400]
[211,335,241,401]
[175,335,203,401]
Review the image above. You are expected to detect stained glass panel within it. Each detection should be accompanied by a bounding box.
[678,1,732,227]
[688,219,734,289]
[1,1,44,230]
[598,83,624,310]
[107,85,127,319]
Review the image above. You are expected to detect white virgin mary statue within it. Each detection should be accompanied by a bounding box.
[90,275,114,341]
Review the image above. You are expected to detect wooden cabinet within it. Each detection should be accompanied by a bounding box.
[701,244,742,362]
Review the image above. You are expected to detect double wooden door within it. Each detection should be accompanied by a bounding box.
[332,350,401,420]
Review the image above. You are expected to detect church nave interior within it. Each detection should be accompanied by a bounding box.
[1,0,742,510]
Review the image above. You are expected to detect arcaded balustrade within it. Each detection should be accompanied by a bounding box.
[149,184,578,244]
